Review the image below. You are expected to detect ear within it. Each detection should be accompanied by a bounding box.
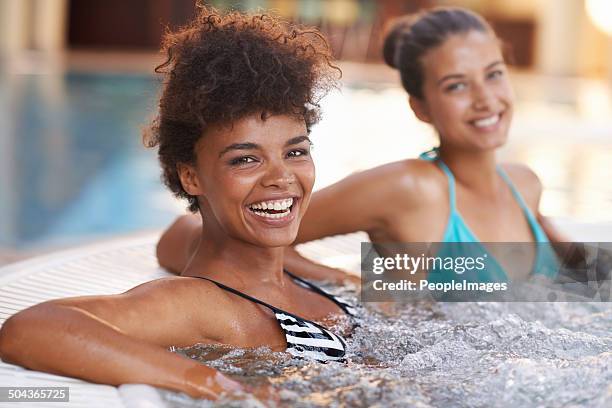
[409,95,432,124]
[177,163,204,196]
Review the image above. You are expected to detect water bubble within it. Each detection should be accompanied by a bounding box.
[160,283,612,407]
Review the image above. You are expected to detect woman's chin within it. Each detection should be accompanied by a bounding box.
[254,235,298,249]
[469,131,508,152]
[240,227,300,248]
[480,137,507,151]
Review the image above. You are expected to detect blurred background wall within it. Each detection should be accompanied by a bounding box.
[1,0,611,74]
[1,0,611,262]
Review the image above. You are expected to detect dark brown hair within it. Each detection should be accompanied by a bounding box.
[144,5,338,212]
[383,7,495,99]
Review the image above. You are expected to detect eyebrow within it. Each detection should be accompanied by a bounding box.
[218,142,258,157]
[218,135,311,157]
[437,60,504,85]
[286,135,311,146]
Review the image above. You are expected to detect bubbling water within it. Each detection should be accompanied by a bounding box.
[160,284,611,407]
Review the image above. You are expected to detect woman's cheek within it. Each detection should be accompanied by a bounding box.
[305,161,315,186]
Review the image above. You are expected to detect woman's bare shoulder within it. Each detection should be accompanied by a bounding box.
[364,159,446,205]
[313,158,443,204]
[296,158,448,242]
[53,276,235,345]
[127,276,211,292]
[54,276,234,321]
[122,276,234,313]
[357,158,439,177]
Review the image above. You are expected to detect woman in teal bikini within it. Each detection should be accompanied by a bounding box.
[158,7,565,284]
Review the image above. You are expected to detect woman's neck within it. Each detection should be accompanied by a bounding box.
[182,219,287,289]
[437,145,503,198]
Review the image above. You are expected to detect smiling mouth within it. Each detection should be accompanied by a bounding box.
[246,197,295,219]
[470,112,502,129]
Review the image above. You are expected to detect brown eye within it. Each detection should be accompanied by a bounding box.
[288,150,303,157]
[446,82,467,92]
[229,156,257,166]
[287,148,310,158]
[487,70,503,80]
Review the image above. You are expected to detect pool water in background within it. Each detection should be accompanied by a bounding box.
[0,72,182,249]
[1,70,612,250]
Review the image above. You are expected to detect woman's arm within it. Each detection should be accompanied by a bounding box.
[537,214,571,243]
[294,167,397,244]
[157,214,202,274]
[283,246,360,285]
[157,212,360,283]
[538,213,589,269]
[285,164,413,283]
[0,279,242,399]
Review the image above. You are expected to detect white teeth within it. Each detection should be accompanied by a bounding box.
[473,114,500,128]
[247,198,294,214]
[250,209,291,219]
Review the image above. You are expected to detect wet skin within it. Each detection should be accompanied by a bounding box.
[0,114,345,400]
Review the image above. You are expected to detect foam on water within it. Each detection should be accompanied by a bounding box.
[159,284,612,407]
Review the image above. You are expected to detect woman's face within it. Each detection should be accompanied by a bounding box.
[413,30,514,152]
[185,114,314,248]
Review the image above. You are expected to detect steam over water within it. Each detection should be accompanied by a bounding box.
[161,284,611,407]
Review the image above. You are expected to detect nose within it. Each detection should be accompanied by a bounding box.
[261,159,296,189]
[472,83,497,111]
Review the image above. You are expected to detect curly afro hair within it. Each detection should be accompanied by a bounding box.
[143,5,339,212]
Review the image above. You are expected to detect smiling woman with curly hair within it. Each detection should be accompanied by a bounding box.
[0,5,347,402]
[145,7,338,213]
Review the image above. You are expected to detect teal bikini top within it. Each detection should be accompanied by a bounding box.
[419,148,559,282]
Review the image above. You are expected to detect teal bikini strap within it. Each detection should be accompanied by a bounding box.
[437,161,457,213]
[419,147,457,213]
[419,147,439,162]
[496,167,558,277]
[496,167,548,242]
[496,167,532,217]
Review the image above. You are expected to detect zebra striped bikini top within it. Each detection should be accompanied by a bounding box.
[193,270,355,362]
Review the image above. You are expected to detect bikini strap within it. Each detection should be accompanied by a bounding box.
[419,147,457,212]
[496,166,546,241]
[284,269,354,316]
[437,161,457,212]
[419,147,440,161]
[189,275,282,314]
[193,274,350,338]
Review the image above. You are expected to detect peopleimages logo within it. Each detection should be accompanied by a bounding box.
[372,253,487,275]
